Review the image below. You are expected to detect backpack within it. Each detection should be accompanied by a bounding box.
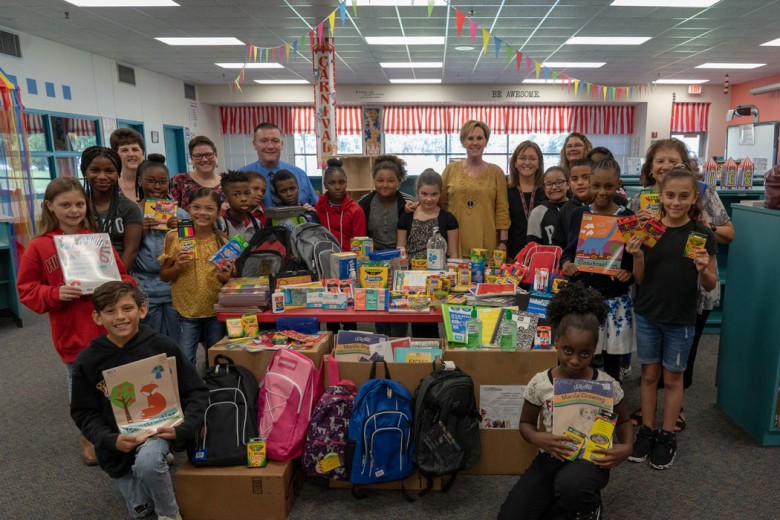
[514,243,563,286]
[235,225,298,278]
[302,355,356,480]
[258,349,321,461]
[290,223,341,276]
[413,365,481,494]
[189,354,259,467]
[347,360,415,485]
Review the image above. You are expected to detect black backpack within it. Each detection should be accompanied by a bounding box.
[189,355,259,466]
[413,365,481,494]
[235,225,299,278]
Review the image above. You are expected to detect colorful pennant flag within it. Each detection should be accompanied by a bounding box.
[506,44,513,64]
[428,0,434,17]
[494,36,501,59]
[352,0,357,17]
[328,11,336,34]
[456,10,465,36]
[317,21,324,43]
[293,39,298,57]
[516,51,522,72]
[535,61,541,78]
[526,56,532,74]
[340,1,346,25]
[482,29,490,55]
[285,43,291,62]
[469,19,477,44]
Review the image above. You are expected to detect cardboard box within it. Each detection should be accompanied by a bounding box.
[176,461,304,520]
[209,332,333,381]
[328,469,441,491]
[443,348,558,475]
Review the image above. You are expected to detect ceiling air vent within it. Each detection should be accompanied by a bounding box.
[0,31,21,58]
[117,64,136,86]
[184,83,196,101]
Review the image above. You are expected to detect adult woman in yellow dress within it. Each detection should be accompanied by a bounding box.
[441,120,510,258]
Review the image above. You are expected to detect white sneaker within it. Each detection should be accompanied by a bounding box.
[158,513,182,520]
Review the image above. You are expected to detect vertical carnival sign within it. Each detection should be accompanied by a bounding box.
[312,37,337,167]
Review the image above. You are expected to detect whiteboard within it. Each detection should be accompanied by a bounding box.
[725,122,778,172]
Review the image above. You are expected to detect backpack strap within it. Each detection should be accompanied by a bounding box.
[369,359,391,381]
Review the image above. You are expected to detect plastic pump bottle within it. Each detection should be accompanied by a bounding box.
[466,306,482,350]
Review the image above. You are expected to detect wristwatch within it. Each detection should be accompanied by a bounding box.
[499,239,509,245]
[710,223,717,232]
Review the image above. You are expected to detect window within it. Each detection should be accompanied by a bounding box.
[293,134,363,176]
[671,132,705,159]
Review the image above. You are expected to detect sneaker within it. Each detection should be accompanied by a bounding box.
[628,425,655,462]
[620,365,632,379]
[157,513,182,520]
[575,505,602,520]
[165,452,175,466]
[650,429,677,469]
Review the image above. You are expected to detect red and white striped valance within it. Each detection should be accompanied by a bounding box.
[384,105,634,135]
[670,102,710,133]
[220,105,362,135]
[24,113,44,134]
[68,118,96,137]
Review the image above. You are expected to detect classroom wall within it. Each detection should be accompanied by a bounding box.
[0,28,223,159]
[728,72,780,126]
[199,82,729,159]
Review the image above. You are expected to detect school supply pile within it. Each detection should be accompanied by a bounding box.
[189,354,259,466]
[442,304,540,351]
[54,233,122,294]
[214,276,271,315]
[103,353,182,441]
[552,377,616,463]
[225,330,331,352]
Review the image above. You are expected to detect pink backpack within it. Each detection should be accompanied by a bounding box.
[258,349,321,461]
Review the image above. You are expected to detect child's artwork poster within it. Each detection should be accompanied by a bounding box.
[54,233,122,294]
[143,199,177,230]
[479,385,526,429]
[574,214,625,275]
[102,354,183,441]
[552,379,616,462]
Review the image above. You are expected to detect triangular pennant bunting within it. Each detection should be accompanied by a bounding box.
[328,11,336,34]
[482,29,490,54]
[494,36,501,59]
[506,44,513,65]
[317,22,324,43]
[428,0,434,17]
[516,51,522,72]
[469,19,477,44]
[535,61,541,78]
[456,10,465,36]
[352,0,357,17]
[340,1,346,25]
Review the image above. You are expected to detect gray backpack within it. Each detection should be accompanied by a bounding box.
[290,223,341,277]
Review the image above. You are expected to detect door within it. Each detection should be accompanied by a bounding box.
[163,125,187,175]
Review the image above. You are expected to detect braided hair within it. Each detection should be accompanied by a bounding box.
[80,146,122,234]
[547,282,608,344]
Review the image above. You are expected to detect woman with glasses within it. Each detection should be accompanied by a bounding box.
[171,135,223,211]
[507,141,546,258]
[559,132,594,171]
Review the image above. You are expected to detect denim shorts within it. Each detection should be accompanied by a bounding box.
[635,313,694,372]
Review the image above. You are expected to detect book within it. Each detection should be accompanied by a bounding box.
[573,214,625,275]
[488,309,539,350]
[442,304,474,344]
[369,337,411,361]
[394,347,443,363]
[143,199,177,230]
[552,378,615,462]
[334,330,388,361]
[474,283,516,297]
[54,233,122,294]
[102,353,183,441]
[392,270,445,293]
[209,234,249,270]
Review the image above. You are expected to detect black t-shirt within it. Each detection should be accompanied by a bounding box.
[507,187,546,259]
[635,220,717,324]
[397,209,459,237]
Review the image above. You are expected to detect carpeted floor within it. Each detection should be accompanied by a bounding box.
[2,308,779,519]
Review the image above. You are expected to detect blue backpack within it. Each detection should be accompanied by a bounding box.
[347,360,415,485]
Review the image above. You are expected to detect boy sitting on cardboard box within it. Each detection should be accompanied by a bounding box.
[70,281,208,520]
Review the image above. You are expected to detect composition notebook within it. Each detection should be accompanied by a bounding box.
[102,354,183,441]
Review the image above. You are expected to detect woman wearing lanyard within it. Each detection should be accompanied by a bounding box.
[507,140,546,259]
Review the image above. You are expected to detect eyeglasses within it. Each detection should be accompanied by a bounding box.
[517,155,539,162]
[192,152,216,160]
[543,179,567,189]
[142,179,169,186]
[189,204,218,212]
[257,138,282,145]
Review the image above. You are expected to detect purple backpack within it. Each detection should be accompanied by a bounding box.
[302,355,356,480]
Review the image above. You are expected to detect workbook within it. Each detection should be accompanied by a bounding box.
[102,354,183,441]
[573,214,625,275]
[54,233,122,294]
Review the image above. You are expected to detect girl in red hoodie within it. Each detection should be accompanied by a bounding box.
[315,158,366,251]
[16,177,133,465]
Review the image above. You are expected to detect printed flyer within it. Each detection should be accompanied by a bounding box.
[479,385,526,429]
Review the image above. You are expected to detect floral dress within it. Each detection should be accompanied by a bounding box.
[170,173,223,212]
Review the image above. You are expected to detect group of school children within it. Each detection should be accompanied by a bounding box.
[14,121,725,519]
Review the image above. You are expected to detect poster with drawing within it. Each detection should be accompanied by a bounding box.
[479,385,525,429]
[54,233,121,294]
[102,354,182,441]
[574,214,625,275]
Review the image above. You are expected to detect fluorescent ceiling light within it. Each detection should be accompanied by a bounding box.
[696,62,765,69]
[155,37,243,46]
[760,38,780,46]
[380,62,443,68]
[523,79,566,84]
[366,36,445,45]
[654,79,709,84]
[389,79,442,84]
[254,79,309,84]
[455,45,474,51]
[542,61,605,68]
[611,0,719,6]
[355,0,447,5]
[566,37,651,45]
[215,63,284,69]
[66,0,179,5]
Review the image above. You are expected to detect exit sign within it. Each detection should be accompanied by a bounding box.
[688,84,702,94]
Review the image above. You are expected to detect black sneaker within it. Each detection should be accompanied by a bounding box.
[650,429,677,469]
[628,425,655,462]
[575,505,602,520]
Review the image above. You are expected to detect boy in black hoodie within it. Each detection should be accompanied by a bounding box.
[71,281,207,520]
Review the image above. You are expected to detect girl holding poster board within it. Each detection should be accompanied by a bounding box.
[16,177,133,465]
[497,283,632,520]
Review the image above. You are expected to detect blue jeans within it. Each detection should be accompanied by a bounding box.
[65,362,74,403]
[178,316,225,367]
[635,313,694,373]
[116,438,178,518]
[142,302,181,339]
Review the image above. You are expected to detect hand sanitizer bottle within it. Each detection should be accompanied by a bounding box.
[499,309,518,352]
[466,306,482,350]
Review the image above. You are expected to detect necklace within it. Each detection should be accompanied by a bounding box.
[519,188,536,220]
